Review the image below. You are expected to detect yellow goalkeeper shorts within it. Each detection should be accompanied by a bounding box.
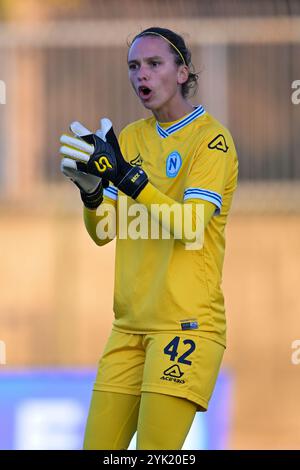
[93,329,225,411]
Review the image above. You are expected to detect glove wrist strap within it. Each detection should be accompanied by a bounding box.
[117,166,149,199]
[80,182,103,209]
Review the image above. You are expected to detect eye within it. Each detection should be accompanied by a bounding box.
[151,61,160,68]
[128,63,138,71]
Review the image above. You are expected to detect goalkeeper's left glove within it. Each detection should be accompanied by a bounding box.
[61,118,149,200]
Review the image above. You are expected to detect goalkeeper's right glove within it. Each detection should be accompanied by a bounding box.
[60,121,108,209]
[62,118,148,200]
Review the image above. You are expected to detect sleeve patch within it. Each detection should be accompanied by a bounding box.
[208,134,229,153]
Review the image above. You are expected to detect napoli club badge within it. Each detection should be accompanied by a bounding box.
[166,151,182,178]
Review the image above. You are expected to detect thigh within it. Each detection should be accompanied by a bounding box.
[83,390,140,450]
[94,330,145,395]
[137,392,197,450]
[141,333,225,411]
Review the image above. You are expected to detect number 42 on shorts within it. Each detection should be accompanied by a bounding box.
[163,336,196,366]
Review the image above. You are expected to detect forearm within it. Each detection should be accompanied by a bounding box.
[83,196,116,246]
[136,183,216,246]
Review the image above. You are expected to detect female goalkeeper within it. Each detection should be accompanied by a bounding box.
[60,26,238,450]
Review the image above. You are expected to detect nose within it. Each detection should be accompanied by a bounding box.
[137,64,149,82]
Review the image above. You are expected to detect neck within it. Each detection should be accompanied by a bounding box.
[152,96,194,123]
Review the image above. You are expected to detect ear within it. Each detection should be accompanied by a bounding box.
[177,65,189,86]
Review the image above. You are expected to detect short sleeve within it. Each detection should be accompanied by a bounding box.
[184,127,237,215]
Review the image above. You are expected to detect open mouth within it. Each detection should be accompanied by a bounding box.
[138,86,153,100]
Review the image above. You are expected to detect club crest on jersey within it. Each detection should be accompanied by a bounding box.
[166,151,182,178]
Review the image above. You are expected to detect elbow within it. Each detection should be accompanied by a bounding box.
[179,222,204,248]
[84,224,115,246]
[94,236,115,247]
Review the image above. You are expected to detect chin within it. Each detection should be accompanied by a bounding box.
[142,100,164,112]
[141,101,157,111]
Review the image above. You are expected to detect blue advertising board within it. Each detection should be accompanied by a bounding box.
[0,368,231,450]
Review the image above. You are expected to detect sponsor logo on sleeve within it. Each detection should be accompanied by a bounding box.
[208,134,229,153]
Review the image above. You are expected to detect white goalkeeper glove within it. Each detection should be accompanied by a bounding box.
[60,121,110,209]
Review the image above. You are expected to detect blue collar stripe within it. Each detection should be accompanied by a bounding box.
[166,106,205,133]
[156,105,205,138]
[157,125,168,138]
[165,109,204,134]
[165,107,201,133]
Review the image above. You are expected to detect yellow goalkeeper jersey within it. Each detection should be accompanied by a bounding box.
[101,106,238,347]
